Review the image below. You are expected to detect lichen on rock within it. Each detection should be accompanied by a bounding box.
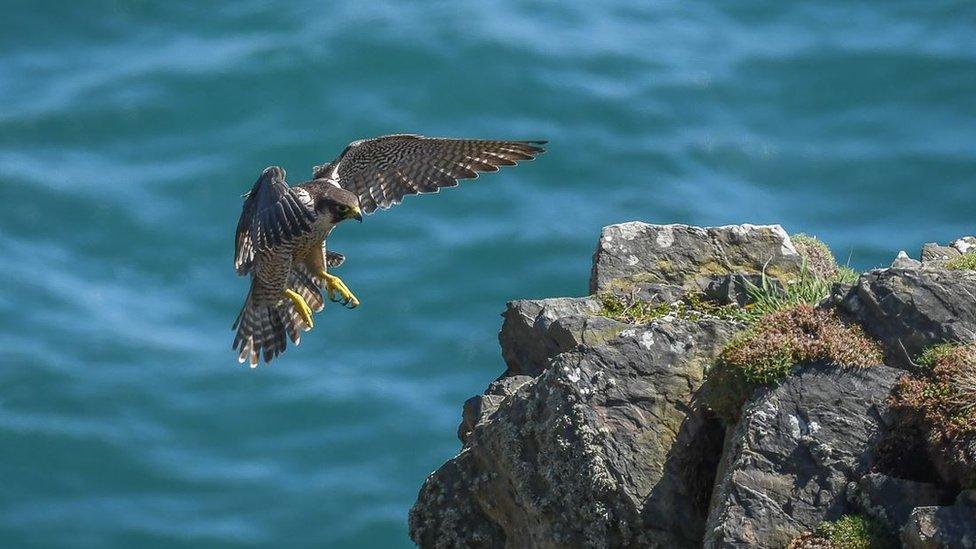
[597,290,748,325]
[589,222,804,294]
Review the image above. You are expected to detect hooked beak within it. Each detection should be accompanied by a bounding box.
[348,206,363,223]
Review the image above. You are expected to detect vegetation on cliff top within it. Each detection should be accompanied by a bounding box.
[740,261,857,321]
[788,514,897,549]
[946,252,976,270]
[598,290,747,324]
[791,233,840,280]
[598,234,857,326]
[891,343,976,444]
[706,305,883,422]
[741,233,858,319]
[722,305,882,382]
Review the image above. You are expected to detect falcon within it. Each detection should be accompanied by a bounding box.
[233,134,546,366]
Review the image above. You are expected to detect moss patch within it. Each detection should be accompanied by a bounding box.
[598,291,747,325]
[789,515,897,549]
[705,305,883,422]
[946,252,976,271]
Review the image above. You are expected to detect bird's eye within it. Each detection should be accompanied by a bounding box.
[337,205,349,213]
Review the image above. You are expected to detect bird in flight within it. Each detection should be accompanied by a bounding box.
[232,134,546,366]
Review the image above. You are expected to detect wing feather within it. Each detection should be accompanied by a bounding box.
[312,135,546,213]
[234,166,316,275]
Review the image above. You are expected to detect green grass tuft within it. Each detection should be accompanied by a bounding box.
[946,252,976,271]
[835,265,860,284]
[789,515,897,549]
[815,515,897,549]
[734,234,859,322]
[738,258,856,322]
[917,343,962,370]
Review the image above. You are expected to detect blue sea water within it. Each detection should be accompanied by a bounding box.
[1,1,974,546]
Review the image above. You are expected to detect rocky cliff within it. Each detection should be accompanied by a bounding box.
[410,223,976,549]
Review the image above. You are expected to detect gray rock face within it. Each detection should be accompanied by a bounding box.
[498,297,629,377]
[837,268,976,366]
[589,222,804,294]
[954,237,976,255]
[902,494,976,549]
[891,250,923,270]
[458,375,533,444]
[849,473,951,531]
[921,243,962,265]
[411,318,739,549]
[704,363,903,549]
[920,236,975,267]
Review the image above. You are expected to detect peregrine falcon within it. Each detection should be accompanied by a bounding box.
[233,134,546,366]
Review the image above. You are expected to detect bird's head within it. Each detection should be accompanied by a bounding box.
[316,187,363,224]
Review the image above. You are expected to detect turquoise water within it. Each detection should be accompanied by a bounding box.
[2,1,974,546]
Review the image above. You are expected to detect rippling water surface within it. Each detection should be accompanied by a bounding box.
[1,1,974,546]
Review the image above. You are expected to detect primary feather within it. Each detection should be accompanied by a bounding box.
[312,135,546,213]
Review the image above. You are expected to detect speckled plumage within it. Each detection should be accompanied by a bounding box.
[233,135,546,366]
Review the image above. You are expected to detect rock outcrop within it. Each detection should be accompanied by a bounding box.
[836,268,976,367]
[704,363,902,548]
[497,297,626,377]
[921,237,976,267]
[902,490,976,549]
[850,473,952,533]
[413,318,739,548]
[410,225,976,548]
[589,222,803,294]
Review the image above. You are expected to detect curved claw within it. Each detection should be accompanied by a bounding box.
[320,272,360,309]
[283,288,314,329]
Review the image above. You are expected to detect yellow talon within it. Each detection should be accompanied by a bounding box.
[319,271,360,309]
[283,288,314,329]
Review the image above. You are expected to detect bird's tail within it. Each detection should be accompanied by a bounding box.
[232,280,314,367]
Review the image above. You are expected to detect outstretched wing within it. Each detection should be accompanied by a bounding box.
[234,166,316,275]
[312,135,546,214]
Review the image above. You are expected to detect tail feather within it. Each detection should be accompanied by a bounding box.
[267,310,286,363]
[234,295,289,368]
[232,262,331,367]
